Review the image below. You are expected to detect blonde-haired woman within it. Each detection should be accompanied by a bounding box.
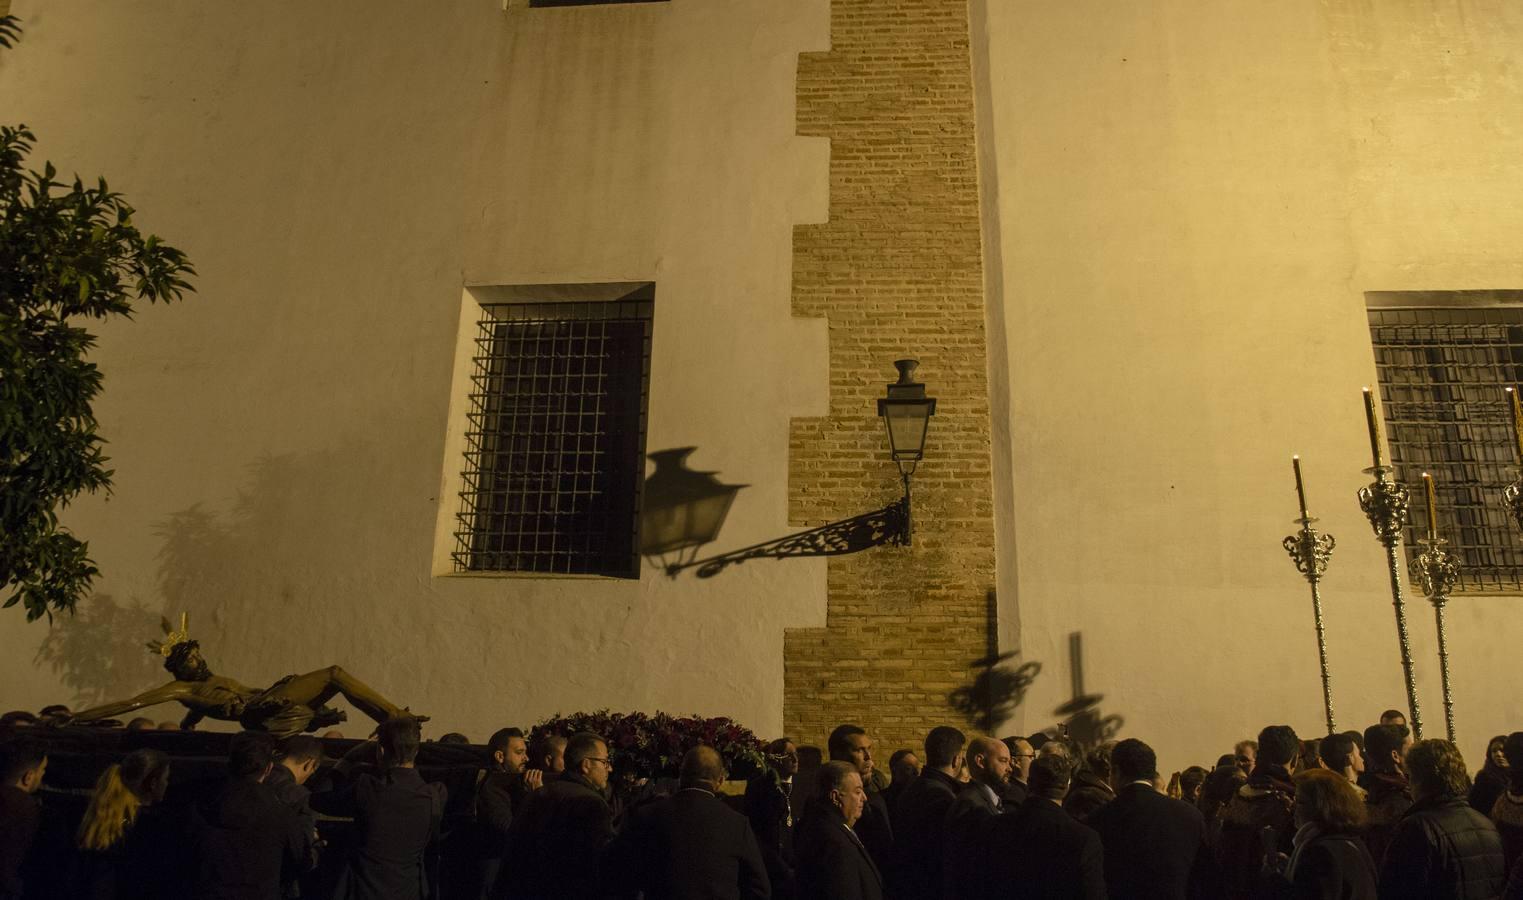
[71,748,174,900]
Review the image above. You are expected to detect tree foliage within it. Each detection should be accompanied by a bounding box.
[1,15,196,619]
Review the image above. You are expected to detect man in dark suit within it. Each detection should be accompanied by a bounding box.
[944,735,1012,900]
[474,727,543,900]
[888,725,965,900]
[828,724,894,877]
[1086,737,1208,900]
[0,738,47,900]
[187,731,310,900]
[608,745,770,899]
[498,731,616,900]
[981,754,1106,899]
[746,737,800,900]
[796,761,883,900]
[310,717,447,900]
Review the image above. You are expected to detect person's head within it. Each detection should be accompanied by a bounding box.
[828,724,874,779]
[1379,709,1407,728]
[0,738,47,793]
[765,738,799,778]
[1003,737,1034,784]
[564,731,612,790]
[1111,739,1159,788]
[679,745,728,791]
[0,711,37,727]
[1179,765,1209,804]
[1216,754,1236,770]
[1503,734,1523,789]
[966,736,1013,789]
[77,750,172,851]
[1298,738,1324,772]
[1256,726,1300,773]
[125,717,155,732]
[1293,768,1369,833]
[1405,739,1470,802]
[164,641,210,682]
[816,761,866,826]
[889,749,921,784]
[1198,765,1246,814]
[1083,742,1116,782]
[1485,735,1508,772]
[228,731,276,781]
[924,726,966,773]
[377,717,422,768]
[488,727,528,774]
[439,732,470,745]
[1364,724,1412,775]
[1234,739,1258,775]
[1028,754,1072,803]
[279,735,323,785]
[1321,731,1363,781]
[529,733,567,774]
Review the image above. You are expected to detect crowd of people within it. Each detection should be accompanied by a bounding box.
[2,707,1522,899]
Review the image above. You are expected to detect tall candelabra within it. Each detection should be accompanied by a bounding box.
[1357,466,1424,740]
[1409,536,1459,742]
[1283,455,1336,735]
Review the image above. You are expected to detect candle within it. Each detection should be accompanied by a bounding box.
[1363,387,1386,469]
[1510,387,1523,464]
[1292,455,1309,520]
[1423,472,1438,539]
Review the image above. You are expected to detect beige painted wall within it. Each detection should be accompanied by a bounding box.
[981,0,1523,770]
[0,0,832,741]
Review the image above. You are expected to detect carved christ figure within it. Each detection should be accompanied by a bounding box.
[65,615,425,738]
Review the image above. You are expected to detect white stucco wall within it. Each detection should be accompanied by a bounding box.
[0,0,831,741]
[981,0,1523,770]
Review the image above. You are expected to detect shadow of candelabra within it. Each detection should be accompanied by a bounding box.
[946,590,1041,734]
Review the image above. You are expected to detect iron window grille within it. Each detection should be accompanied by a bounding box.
[453,294,653,577]
[1368,305,1523,591]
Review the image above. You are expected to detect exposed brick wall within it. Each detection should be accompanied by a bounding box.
[785,0,997,757]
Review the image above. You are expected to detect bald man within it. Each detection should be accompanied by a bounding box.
[607,745,770,900]
[943,736,1012,900]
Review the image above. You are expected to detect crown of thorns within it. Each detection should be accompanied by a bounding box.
[145,613,192,657]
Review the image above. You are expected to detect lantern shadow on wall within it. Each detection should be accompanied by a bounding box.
[648,360,937,579]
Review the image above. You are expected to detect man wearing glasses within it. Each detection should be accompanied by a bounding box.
[497,732,615,900]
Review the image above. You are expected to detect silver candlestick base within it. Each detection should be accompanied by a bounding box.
[1283,517,1337,735]
[1357,466,1424,740]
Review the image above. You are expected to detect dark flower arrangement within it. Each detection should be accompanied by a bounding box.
[530,710,766,782]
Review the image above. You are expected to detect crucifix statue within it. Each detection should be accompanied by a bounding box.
[62,614,426,738]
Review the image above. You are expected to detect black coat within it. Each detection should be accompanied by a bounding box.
[0,785,39,900]
[855,789,895,881]
[979,797,1106,899]
[943,781,1003,900]
[1085,782,1207,900]
[745,774,796,900]
[795,807,883,900]
[888,767,960,900]
[68,805,187,900]
[1273,829,1377,900]
[188,776,309,900]
[498,772,615,900]
[607,787,770,900]
[310,766,446,900]
[1376,795,1505,900]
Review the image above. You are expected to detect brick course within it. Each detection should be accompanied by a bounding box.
[785,0,998,757]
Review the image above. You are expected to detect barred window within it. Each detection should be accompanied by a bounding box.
[1367,296,1523,591]
[452,286,653,577]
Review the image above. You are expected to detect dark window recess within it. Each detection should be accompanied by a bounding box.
[454,293,653,577]
[529,0,666,7]
[1368,306,1523,591]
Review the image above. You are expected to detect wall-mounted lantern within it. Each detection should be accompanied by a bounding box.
[877,358,937,544]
